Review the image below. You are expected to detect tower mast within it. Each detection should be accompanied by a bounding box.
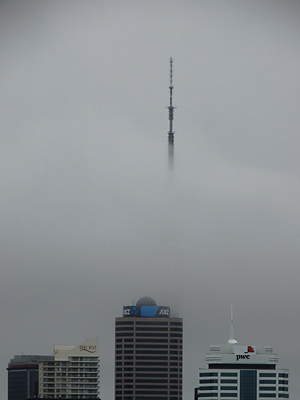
[228,302,238,344]
[167,57,175,144]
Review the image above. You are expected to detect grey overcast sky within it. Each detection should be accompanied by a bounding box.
[1,1,300,399]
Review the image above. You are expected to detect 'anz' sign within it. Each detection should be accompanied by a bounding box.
[123,306,139,317]
[233,345,256,361]
[158,308,170,316]
[123,306,170,318]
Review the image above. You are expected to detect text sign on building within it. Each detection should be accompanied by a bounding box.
[123,305,170,318]
[233,345,256,361]
[79,344,97,353]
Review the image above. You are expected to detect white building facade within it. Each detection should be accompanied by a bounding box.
[196,305,289,400]
[196,344,289,400]
[39,337,100,399]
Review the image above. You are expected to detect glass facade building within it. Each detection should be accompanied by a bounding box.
[115,297,183,400]
[7,355,53,400]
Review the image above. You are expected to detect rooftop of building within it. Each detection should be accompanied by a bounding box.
[7,354,53,369]
[122,296,172,318]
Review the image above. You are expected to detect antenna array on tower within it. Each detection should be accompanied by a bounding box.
[167,57,175,144]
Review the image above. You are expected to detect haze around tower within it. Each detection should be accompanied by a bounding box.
[1,1,300,399]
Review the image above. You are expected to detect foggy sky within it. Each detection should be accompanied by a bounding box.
[1,1,300,399]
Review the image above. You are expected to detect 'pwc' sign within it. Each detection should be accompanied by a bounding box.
[233,345,256,361]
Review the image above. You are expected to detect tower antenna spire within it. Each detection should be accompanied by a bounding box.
[228,302,238,344]
[167,57,175,144]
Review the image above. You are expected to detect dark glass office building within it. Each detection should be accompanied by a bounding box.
[115,297,183,400]
[7,354,53,400]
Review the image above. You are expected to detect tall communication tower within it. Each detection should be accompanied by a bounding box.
[167,57,175,144]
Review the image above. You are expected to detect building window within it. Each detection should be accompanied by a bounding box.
[240,370,257,400]
[136,332,168,337]
[136,384,168,389]
[116,332,134,337]
[135,327,168,331]
[136,344,168,348]
[136,356,168,361]
[136,338,168,343]
[199,386,218,391]
[221,373,237,377]
[136,367,168,372]
[279,380,288,385]
[136,361,168,366]
[220,386,237,391]
[135,321,168,325]
[135,390,168,395]
[136,373,168,378]
[115,327,134,331]
[137,378,168,383]
[116,320,134,325]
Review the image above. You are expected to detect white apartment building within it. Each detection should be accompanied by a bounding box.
[39,337,99,399]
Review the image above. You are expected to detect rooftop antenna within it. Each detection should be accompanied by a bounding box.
[167,57,175,168]
[228,302,238,344]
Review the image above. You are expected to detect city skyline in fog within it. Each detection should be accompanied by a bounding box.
[1,1,300,399]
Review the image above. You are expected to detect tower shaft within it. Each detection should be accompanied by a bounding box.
[168,57,175,143]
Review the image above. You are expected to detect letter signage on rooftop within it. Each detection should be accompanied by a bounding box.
[233,345,256,361]
[123,305,170,318]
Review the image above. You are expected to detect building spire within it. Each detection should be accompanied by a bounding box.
[167,57,175,144]
[228,302,238,344]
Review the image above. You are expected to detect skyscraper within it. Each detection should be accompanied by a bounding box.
[194,306,289,400]
[115,296,183,400]
[7,354,53,400]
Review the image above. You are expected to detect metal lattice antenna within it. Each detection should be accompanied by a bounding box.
[228,302,238,344]
[167,57,175,144]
